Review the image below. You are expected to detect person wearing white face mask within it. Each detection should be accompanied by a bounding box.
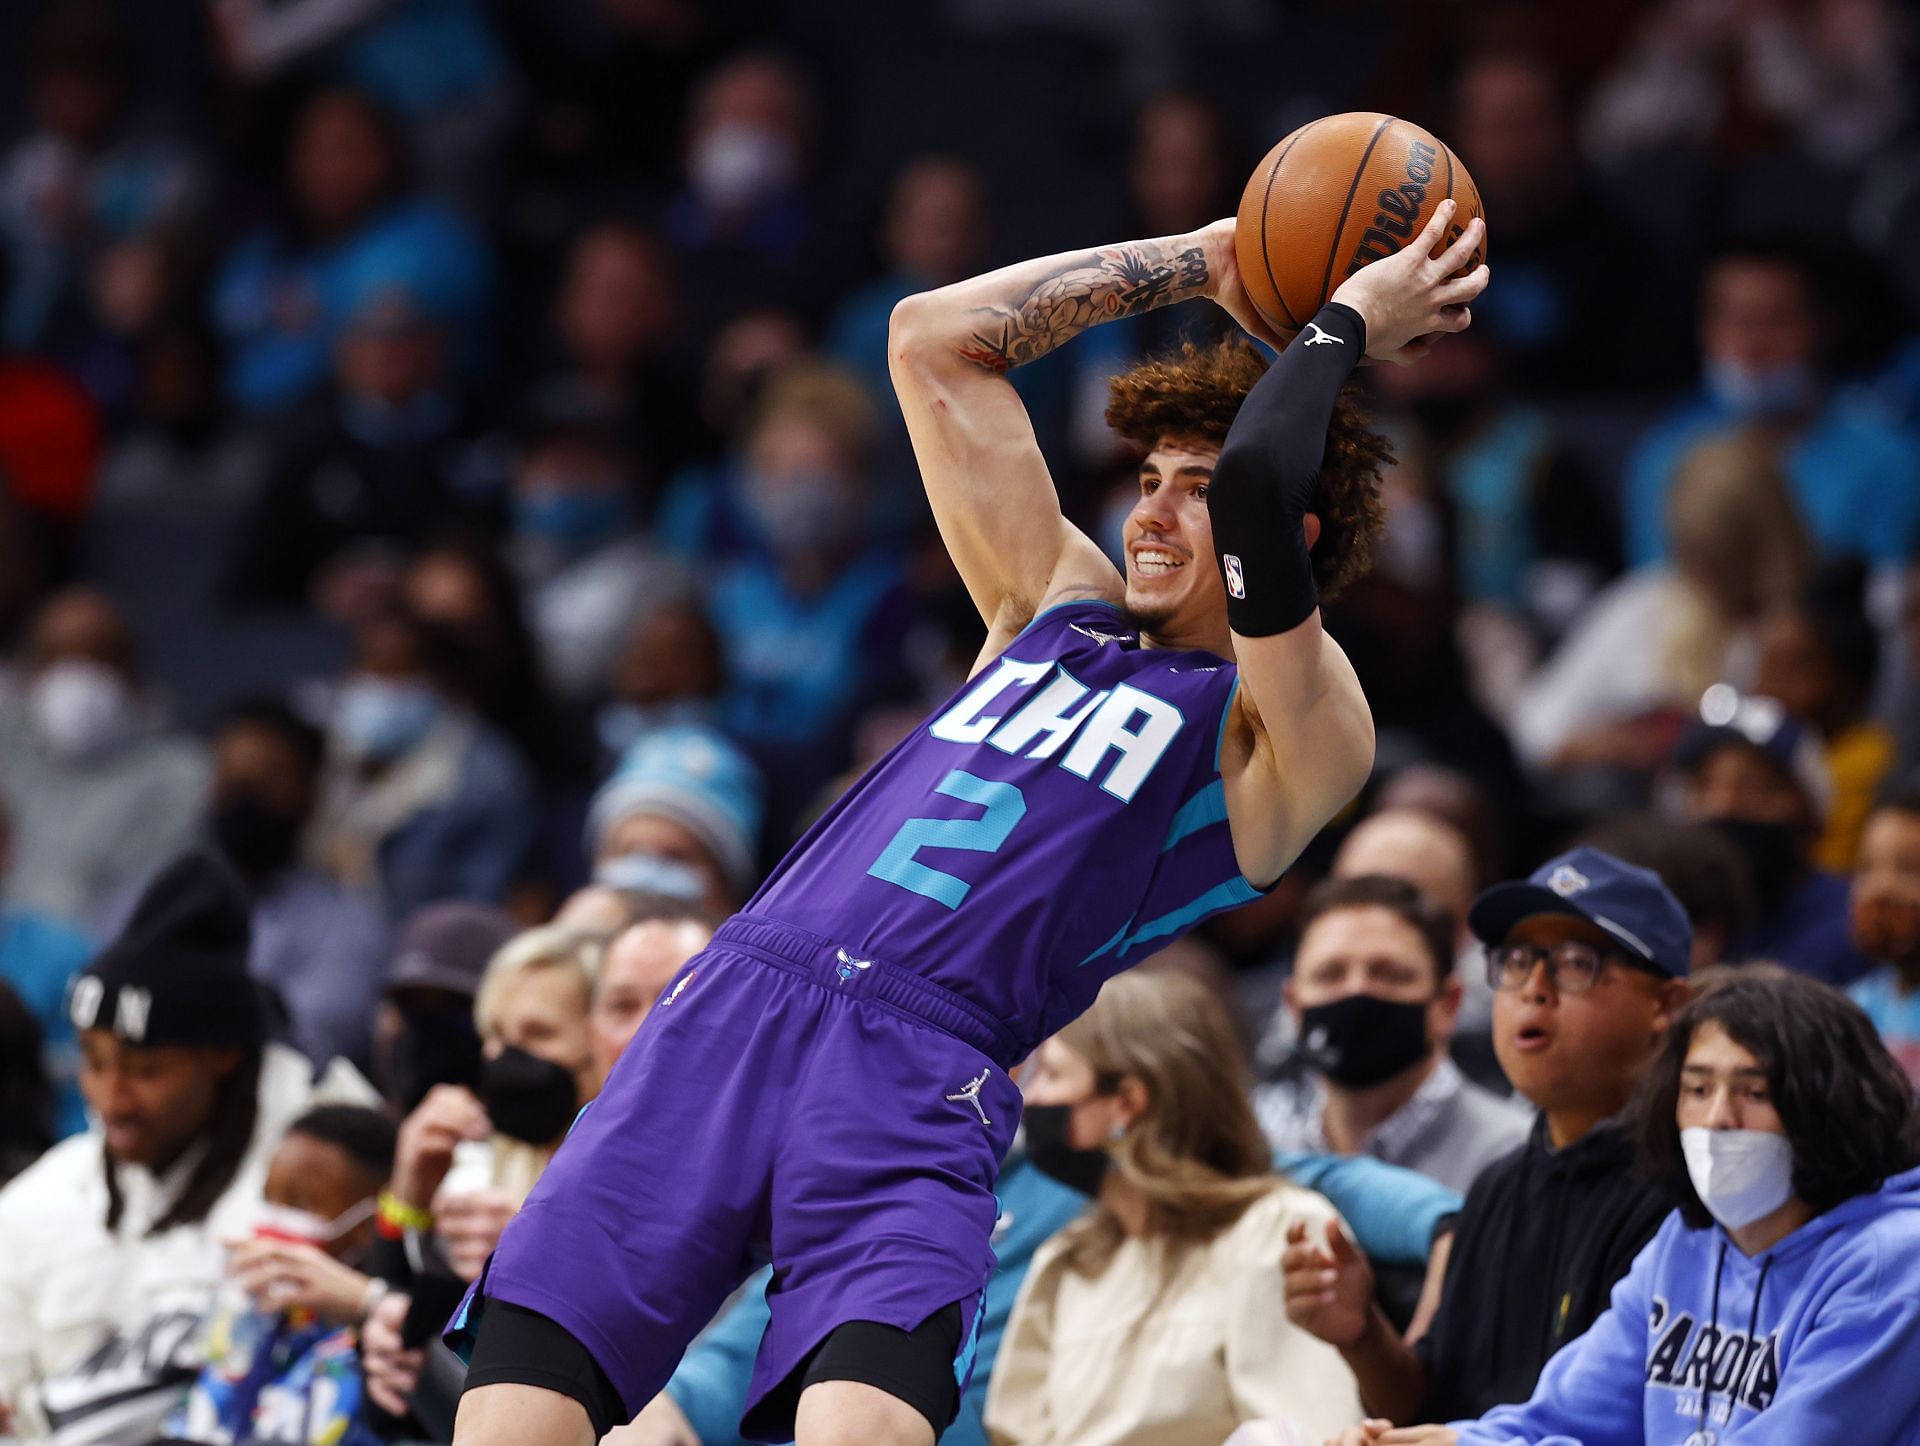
[1335,969,1920,1446]
[169,1105,396,1446]
[0,588,208,926]
[1622,245,1920,573]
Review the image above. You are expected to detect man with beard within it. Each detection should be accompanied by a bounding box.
[0,851,373,1442]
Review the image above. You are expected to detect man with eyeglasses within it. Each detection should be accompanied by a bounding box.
[1283,847,1692,1427]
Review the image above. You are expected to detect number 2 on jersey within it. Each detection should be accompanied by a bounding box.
[866,769,1027,910]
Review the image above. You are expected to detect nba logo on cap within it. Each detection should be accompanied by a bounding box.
[1224,555,1246,599]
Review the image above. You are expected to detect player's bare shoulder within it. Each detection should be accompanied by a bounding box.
[968,535,1124,677]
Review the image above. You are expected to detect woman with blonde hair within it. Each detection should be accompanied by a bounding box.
[984,967,1362,1445]
[1514,427,1812,773]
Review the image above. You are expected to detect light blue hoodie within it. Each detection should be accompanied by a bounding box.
[1454,1165,1920,1445]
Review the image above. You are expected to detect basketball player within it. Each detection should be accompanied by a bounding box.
[449,201,1489,1446]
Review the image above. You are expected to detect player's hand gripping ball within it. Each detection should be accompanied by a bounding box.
[1234,112,1486,346]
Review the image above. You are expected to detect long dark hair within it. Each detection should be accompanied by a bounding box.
[1635,971,1920,1229]
[104,1050,263,1236]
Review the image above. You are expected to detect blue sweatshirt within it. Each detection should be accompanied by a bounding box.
[1453,1165,1920,1445]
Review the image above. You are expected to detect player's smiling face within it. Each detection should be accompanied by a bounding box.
[1123,437,1225,634]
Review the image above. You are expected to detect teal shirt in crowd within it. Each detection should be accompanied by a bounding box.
[662,1150,1460,1444]
[0,907,93,1137]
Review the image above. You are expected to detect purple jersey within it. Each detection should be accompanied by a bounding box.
[751,598,1262,1059]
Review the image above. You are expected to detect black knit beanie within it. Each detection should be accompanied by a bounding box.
[69,849,266,1047]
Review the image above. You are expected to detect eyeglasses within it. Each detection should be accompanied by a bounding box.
[1486,941,1657,995]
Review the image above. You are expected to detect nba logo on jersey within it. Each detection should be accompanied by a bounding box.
[1223,555,1246,599]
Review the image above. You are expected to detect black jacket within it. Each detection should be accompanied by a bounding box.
[1414,1113,1673,1421]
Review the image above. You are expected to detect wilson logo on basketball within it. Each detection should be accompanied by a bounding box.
[1345,139,1439,277]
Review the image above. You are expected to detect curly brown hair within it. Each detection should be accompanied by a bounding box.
[1104,337,1392,600]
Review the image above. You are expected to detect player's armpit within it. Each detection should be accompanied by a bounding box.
[1220,620,1374,885]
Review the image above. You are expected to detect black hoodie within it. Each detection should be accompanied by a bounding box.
[1413,1112,1673,1420]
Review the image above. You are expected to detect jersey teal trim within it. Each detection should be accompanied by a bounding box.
[1012,595,1128,645]
[1214,676,1241,773]
[1079,875,1262,968]
[1163,778,1228,852]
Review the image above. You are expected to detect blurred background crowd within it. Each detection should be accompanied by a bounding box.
[5,0,1920,1443]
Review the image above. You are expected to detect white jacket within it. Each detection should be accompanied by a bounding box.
[0,1045,376,1444]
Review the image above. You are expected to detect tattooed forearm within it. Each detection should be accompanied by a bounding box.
[956,241,1210,373]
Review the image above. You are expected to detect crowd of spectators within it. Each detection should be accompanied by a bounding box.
[4,0,1920,1443]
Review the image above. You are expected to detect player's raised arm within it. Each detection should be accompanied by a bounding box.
[1216,202,1488,884]
[888,233,1221,640]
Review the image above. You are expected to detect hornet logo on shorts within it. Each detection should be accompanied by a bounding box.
[660,970,697,1007]
[1223,554,1247,600]
[836,948,873,982]
[947,1069,992,1126]
[1303,321,1344,347]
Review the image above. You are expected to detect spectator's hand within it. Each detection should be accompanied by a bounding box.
[394,1085,491,1210]
[1,1397,13,1434]
[1195,217,1290,353]
[1325,1423,1393,1446]
[1380,1430,1457,1445]
[603,1392,700,1445]
[1283,1216,1375,1348]
[229,1237,373,1324]
[1331,200,1488,364]
[361,1290,424,1417]
[437,1188,520,1282]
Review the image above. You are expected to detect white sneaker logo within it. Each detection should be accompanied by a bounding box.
[1303,321,1343,347]
[946,1069,992,1126]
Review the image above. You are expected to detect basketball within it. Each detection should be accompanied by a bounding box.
[1234,112,1486,344]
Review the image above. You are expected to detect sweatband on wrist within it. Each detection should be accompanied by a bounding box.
[378,1189,434,1234]
[1209,302,1366,637]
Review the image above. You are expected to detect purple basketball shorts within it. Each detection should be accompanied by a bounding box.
[449,915,1023,1438]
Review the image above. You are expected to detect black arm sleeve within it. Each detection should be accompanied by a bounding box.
[1206,302,1366,637]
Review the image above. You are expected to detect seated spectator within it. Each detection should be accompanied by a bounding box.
[1847,782,1920,1087]
[0,788,92,1134]
[369,899,514,1112]
[390,927,604,1273]
[0,978,53,1183]
[1367,972,1920,1445]
[1514,430,1809,778]
[504,397,688,699]
[360,929,605,1430]
[827,154,990,412]
[985,968,1364,1445]
[168,1104,398,1446]
[1284,848,1691,1424]
[402,541,568,783]
[587,910,715,1082]
[208,0,514,206]
[1672,693,1872,986]
[527,220,699,480]
[0,852,375,1440]
[314,607,537,920]
[1622,245,1920,569]
[665,52,823,333]
[0,1,199,353]
[211,87,491,414]
[0,587,208,926]
[1258,877,1528,1196]
[586,724,765,920]
[590,598,727,767]
[703,363,914,800]
[1753,558,1895,870]
[204,700,389,1070]
[1326,805,1497,1053]
[225,286,498,612]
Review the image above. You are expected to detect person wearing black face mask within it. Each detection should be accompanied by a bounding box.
[1258,876,1528,1198]
[205,701,390,1071]
[1675,697,1873,988]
